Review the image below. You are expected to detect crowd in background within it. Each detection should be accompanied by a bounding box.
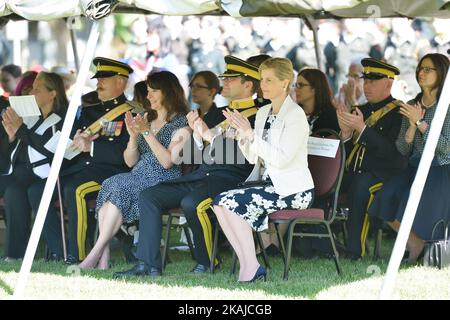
[1,15,449,103]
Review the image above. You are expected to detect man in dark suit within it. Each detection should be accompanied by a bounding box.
[28,57,134,264]
[114,55,260,278]
[337,58,407,260]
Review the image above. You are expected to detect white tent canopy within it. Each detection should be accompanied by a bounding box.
[0,0,449,20]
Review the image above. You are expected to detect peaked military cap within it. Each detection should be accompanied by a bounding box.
[361,57,400,80]
[91,57,134,79]
[219,55,261,80]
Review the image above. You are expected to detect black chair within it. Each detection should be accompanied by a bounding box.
[160,164,196,269]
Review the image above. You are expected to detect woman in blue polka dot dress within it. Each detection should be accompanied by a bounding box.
[80,71,190,269]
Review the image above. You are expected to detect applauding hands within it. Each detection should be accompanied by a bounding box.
[222,108,253,141]
[336,102,365,140]
[399,102,425,127]
[1,107,23,143]
[71,129,99,153]
[187,110,214,142]
[125,111,150,140]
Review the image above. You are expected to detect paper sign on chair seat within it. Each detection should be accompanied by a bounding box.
[307,136,339,158]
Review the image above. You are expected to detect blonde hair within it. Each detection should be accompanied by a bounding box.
[259,57,294,90]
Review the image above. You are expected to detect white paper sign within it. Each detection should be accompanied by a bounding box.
[44,130,80,160]
[9,95,41,118]
[307,136,340,158]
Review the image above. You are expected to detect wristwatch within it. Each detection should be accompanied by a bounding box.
[415,119,424,127]
[142,130,150,136]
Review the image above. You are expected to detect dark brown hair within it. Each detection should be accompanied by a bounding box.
[146,71,189,121]
[133,80,151,111]
[415,53,449,100]
[190,71,220,95]
[298,68,335,117]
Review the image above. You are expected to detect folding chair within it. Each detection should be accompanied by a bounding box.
[161,208,195,269]
[160,164,196,269]
[269,129,346,280]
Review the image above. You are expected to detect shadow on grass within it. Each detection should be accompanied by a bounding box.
[0,238,407,299]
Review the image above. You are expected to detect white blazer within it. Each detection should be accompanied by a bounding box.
[240,95,314,197]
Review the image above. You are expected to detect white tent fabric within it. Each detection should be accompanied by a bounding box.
[0,0,218,19]
[222,0,450,18]
[132,0,218,16]
[0,0,82,20]
[0,0,448,19]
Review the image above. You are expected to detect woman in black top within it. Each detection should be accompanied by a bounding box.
[295,68,340,134]
[0,72,68,260]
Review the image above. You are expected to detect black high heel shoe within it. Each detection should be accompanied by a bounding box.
[239,266,267,283]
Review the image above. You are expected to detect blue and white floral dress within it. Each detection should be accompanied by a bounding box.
[213,111,314,231]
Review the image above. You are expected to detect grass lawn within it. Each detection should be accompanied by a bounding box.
[1,234,450,300]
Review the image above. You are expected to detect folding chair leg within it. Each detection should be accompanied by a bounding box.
[230,251,238,275]
[365,241,371,255]
[182,225,195,260]
[373,228,382,260]
[283,221,296,280]
[274,222,287,261]
[326,223,342,275]
[44,245,50,260]
[210,220,219,273]
[161,214,174,270]
[341,222,348,247]
[94,219,99,242]
[255,232,270,269]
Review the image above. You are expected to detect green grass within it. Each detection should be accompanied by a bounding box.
[1,235,450,299]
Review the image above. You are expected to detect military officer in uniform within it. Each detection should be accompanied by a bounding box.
[28,57,134,264]
[114,55,261,278]
[337,58,407,260]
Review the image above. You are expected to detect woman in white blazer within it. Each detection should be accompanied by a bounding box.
[0,71,68,261]
[213,58,314,282]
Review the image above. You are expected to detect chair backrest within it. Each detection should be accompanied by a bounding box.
[308,129,346,220]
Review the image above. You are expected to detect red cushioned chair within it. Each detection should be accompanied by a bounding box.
[269,129,345,279]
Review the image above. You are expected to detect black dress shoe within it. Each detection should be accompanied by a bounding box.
[113,261,161,279]
[238,265,267,283]
[190,264,210,274]
[65,255,80,265]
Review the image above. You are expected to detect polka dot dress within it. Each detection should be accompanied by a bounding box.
[96,114,187,223]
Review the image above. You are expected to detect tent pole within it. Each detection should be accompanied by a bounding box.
[305,15,322,70]
[69,21,80,72]
[379,66,450,299]
[12,20,100,299]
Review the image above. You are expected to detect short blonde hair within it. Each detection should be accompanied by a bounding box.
[259,57,294,89]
